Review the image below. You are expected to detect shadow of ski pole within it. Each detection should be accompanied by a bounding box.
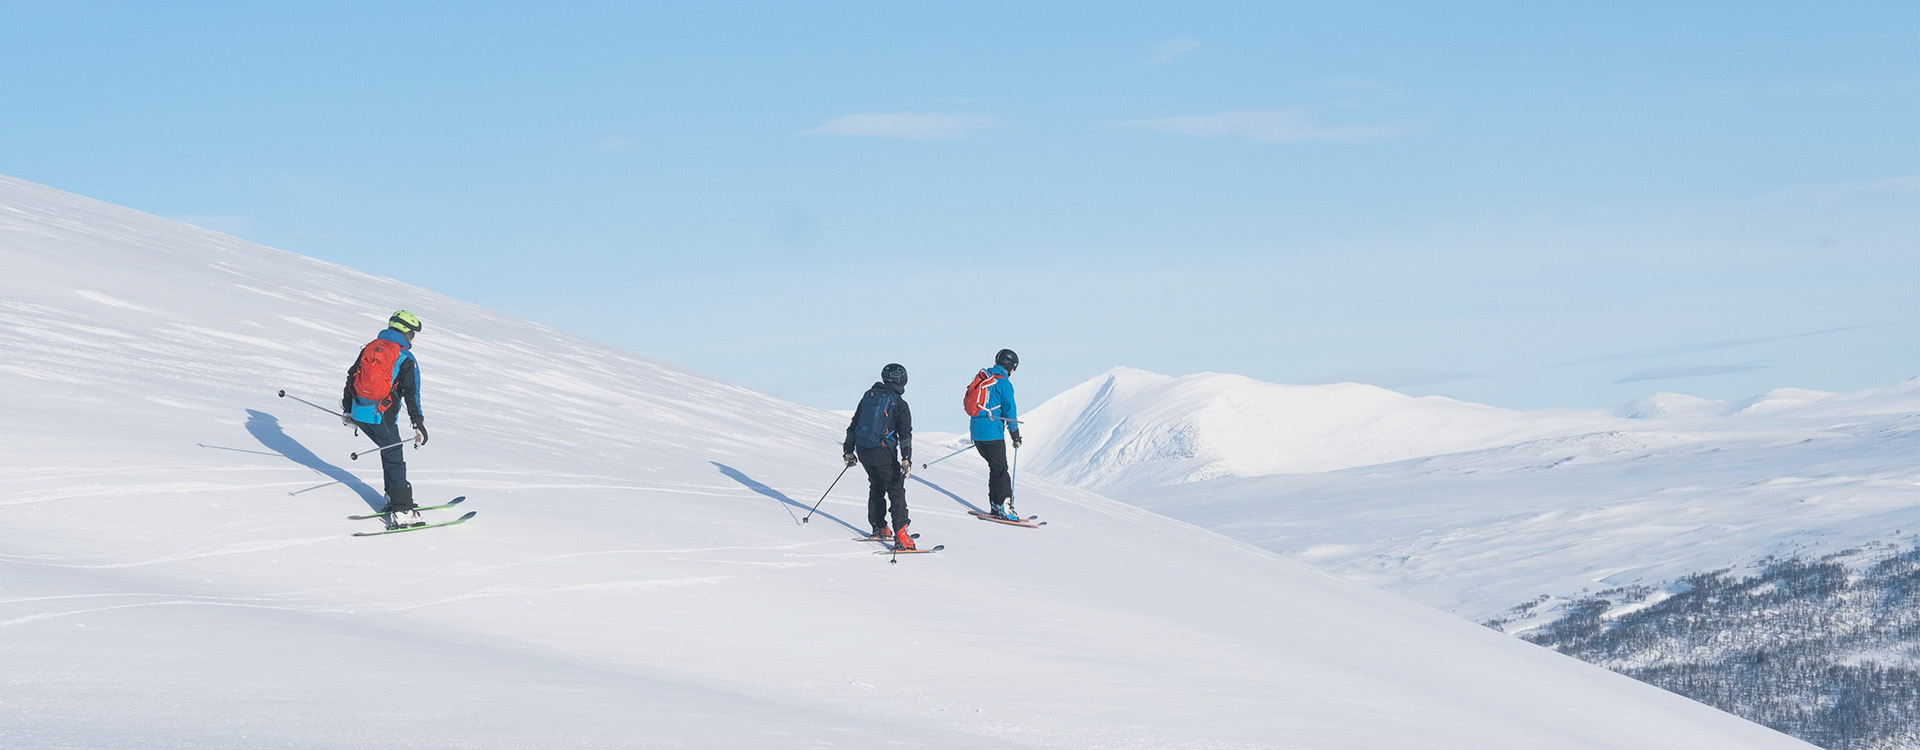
[911,476,983,515]
[711,462,862,535]
[244,409,386,510]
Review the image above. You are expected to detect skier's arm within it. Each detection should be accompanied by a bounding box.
[999,380,1021,445]
[843,406,858,455]
[895,399,912,464]
[341,359,359,415]
[400,355,425,427]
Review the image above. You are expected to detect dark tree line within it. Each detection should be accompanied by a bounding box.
[1492,543,1920,750]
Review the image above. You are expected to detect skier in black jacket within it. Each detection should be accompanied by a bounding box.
[843,363,915,549]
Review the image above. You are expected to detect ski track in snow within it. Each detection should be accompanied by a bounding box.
[0,535,346,569]
[0,599,343,628]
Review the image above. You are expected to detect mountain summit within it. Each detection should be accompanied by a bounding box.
[1020,367,1610,493]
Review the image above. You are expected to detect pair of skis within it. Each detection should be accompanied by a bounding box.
[853,533,943,557]
[850,509,1046,562]
[349,496,476,536]
[969,509,1046,528]
[272,390,475,537]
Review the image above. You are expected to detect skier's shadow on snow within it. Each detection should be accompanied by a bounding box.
[911,476,984,515]
[245,409,386,510]
[711,462,861,534]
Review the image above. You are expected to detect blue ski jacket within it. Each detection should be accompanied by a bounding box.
[968,365,1017,442]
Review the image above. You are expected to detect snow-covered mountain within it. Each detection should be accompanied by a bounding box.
[1019,367,1613,492]
[1025,367,1918,623]
[0,174,1812,748]
[1020,369,1919,746]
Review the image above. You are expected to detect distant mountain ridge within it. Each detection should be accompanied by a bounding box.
[1025,366,1919,495]
[1020,366,1613,492]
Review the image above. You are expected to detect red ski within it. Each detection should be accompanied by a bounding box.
[853,533,919,542]
[875,544,944,556]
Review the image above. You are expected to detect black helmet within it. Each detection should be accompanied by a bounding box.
[995,349,1019,371]
[881,363,908,388]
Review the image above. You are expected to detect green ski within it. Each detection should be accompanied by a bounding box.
[348,496,466,520]
[353,511,477,536]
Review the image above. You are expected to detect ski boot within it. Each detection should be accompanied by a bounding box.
[998,502,1019,522]
[893,525,916,551]
[383,504,424,529]
[871,525,891,541]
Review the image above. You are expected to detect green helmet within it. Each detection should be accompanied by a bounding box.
[388,310,423,335]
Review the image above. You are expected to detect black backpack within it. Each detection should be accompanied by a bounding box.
[851,387,898,449]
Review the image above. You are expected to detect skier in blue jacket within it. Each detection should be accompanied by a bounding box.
[969,349,1021,520]
[341,310,428,526]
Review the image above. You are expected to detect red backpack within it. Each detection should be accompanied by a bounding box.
[352,338,405,412]
[963,369,998,417]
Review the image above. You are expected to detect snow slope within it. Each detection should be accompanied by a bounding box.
[0,175,1809,748]
[1018,367,1613,492]
[1025,368,1920,625]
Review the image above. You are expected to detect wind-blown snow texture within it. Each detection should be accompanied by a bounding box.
[0,175,1809,748]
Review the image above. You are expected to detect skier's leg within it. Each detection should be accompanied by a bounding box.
[886,450,909,530]
[976,439,1010,506]
[858,447,890,533]
[361,419,412,507]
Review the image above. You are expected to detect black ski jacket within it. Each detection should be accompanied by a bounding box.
[843,381,911,462]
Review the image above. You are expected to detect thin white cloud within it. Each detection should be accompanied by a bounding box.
[1562,326,1866,366]
[1615,365,1767,383]
[1119,108,1407,143]
[1149,38,1199,64]
[1306,368,1490,388]
[807,112,994,140]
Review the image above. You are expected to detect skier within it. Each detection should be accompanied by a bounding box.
[844,363,915,550]
[968,349,1021,521]
[342,310,429,526]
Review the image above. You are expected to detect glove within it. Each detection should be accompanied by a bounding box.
[901,460,912,480]
[1010,430,1022,449]
[844,452,858,468]
[413,422,429,447]
[342,413,354,427]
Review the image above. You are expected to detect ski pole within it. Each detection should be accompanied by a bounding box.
[279,389,358,436]
[920,443,975,469]
[350,441,407,460]
[993,415,1021,500]
[802,464,853,524]
[278,389,347,419]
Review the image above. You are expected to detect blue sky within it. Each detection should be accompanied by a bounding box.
[4,1,1915,414]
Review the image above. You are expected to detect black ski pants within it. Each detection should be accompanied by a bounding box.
[975,438,1012,506]
[857,445,909,531]
[357,418,413,508]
